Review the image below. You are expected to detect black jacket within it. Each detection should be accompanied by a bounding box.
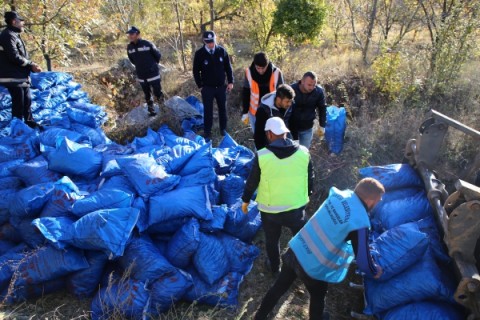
[127,39,161,81]
[290,81,326,132]
[193,45,233,88]
[254,92,291,150]
[0,25,32,87]
[242,138,314,203]
[242,62,284,114]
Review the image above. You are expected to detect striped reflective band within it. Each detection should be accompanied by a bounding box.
[137,46,150,52]
[0,45,3,51]
[21,60,30,67]
[137,75,161,83]
[257,203,295,212]
[310,218,349,260]
[0,77,28,82]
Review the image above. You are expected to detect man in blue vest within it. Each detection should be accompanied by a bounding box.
[242,117,314,274]
[254,178,385,320]
[126,26,163,117]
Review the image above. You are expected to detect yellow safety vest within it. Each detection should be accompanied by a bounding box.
[256,146,310,213]
[245,67,280,116]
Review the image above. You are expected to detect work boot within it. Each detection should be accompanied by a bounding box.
[147,102,157,117]
[157,93,166,105]
[25,120,44,131]
[220,129,227,136]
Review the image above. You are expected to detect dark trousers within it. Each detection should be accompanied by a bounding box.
[140,78,163,105]
[255,249,329,320]
[261,207,306,273]
[201,85,227,135]
[8,86,33,123]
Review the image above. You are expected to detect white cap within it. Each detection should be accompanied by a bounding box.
[265,117,290,135]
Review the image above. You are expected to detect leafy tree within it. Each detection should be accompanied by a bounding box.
[272,0,327,44]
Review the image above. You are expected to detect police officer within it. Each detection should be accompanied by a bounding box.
[242,117,314,274]
[126,26,163,117]
[254,178,385,320]
[193,31,234,142]
[0,11,42,128]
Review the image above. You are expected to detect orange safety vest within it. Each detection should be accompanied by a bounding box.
[245,67,280,115]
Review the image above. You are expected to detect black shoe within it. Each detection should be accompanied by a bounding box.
[26,120,44,131]
[203,133,211,143]
[147,104,157,117]
[220,129,227,136]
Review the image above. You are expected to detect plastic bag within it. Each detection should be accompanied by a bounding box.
[48,137,102,180]
[117,155,180,198]
[91,279,149,320]
[368,222,429,281]
[166,218,200,269]
[220,233,260,274]
[15,218,47,248]
[177,167,217,189]
[224,202,262,242]
[148,269,193,315]
[364,253,456,315]
[39,127,89,147]
[118,235,176,281]
[193,233,230,285]
[178,142,212,176]
[149,186,213,226]
[220,174,245,206]
[10,155,61,186]
[164,96,201,120]
[133,128,164,150]
[200,205,228,233]
[325,106,347,154]
[0,176,23,190]
[6,277,66,304]
[71,123,111,147]
[30,72,73,90]
[9,182,54,221]
[359,164,423,191]
[67,250,109,298]
[380,301,465,320]
[40,177,82,218]
[71,188,134,217]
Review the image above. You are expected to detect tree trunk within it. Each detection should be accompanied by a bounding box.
[174,0,187,72]
[209,0,215,30]
[362,0,379,64]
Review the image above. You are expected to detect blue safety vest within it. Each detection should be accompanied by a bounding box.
[289,187,371,283]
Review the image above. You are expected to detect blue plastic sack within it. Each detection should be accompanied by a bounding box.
[371,188,422,219]
[67,250,109,298]
[146,217,190,235]
[15,218,47,248]
[133,128,164,150]
[39,127,89,147]
[193,233,230,285]
[48,138,102,180]
[200,205,228,232]
[415,217,451,264]
[364,253,456,315]
[6,277,66,304]
[380,301,465,320]
[0,240,16,255]
[220,174,245,206]
[0,176,23,190]
[0,136,38,163]
[149,186,213,226]
[368,222,429,281]
[71,123,111,147]
[91,280,149,320]
[67,107,97,128]
[118,235,176,281]
[178,142,212,176]
[71,188,134,217]
[177,167,217,189]
[13,245,88,286]
[220,233,260,274]
[155,144,197,174]
[230,145,255,180]
[9,182,54,221]
[325,106,347,154]
[148,269,193,315]
[10,155,61,186]
[159,125,199,149]
[0,159,24,177]
[224,202,262,242]
[0,189,16,224]
[359,164,423,191]
[0,244,28,290]
[34,208,140,258]
[166,218,200,268]
[40,177,82,218]
[212,148,238,175]
[117,155,180,198]
[99,175,136,195]
[218,133,238,149]
[372,191,434,231]
[30,72,73,90]
[184,270,244,307]
[0,223,22,243]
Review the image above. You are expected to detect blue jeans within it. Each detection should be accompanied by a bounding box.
[298,128,313,148]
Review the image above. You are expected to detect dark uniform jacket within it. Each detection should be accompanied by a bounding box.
[0,25,32,87]
[193,45,233,88]
[290,81,326,132]
[127,39,161,82]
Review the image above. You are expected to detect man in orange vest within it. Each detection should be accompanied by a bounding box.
[242,52,284,132]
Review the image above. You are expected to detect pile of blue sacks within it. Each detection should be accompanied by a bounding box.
[359,163,465,319]
[0,72,262,319]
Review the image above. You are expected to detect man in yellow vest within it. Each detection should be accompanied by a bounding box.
[254,178,385,320]
[241,52,284,132]
[242,117,314,274]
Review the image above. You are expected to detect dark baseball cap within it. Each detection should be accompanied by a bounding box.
[203,31,216,43]
[126,26,140,34]
[4,11,24,23]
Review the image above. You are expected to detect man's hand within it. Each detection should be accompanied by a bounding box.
[373,264,383,279]
[31,63,42,73]
[241,202,249,214]
[241,113,249,125]
[227,83,234,93]
[317,127,325,138]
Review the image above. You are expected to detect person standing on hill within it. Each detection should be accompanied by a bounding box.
[254,84,295,150]
[0,11,42,129]
[193,31,234,142]
[242,117,314,274]
[254,178,385,320]
[290,71,327,148]
[242,52,284,131]
[126,26,163,117]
